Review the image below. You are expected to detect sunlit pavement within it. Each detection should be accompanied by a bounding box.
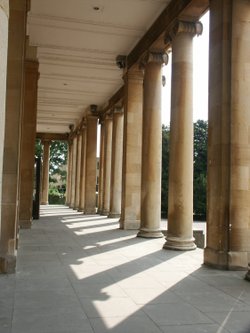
[1,205,249,333]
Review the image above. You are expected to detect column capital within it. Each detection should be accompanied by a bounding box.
[164,20,203,44]
[104,112,113,121]
[113,106,124,115]
[141,50,168,68]
[123,65,144,83]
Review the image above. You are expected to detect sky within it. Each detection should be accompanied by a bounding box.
[161,11,209,125]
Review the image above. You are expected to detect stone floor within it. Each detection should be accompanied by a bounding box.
[1,205,250,333]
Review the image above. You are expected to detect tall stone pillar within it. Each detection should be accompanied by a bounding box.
[120,66,143,229]
[109,108,124,218]
[19,45,39,229]
[0,0,28,273]
[102,114,113,215]
[74,132,82,209]
[0,0,9,273]
[79,126,86,212]
[164,21,202,250]
[41,140,51,205]
[84,114,98,214]
[69,136,77,208]
[137,51,167,238]
[97,119,105,214]
[65,141,72,206]
[205,0,250,270]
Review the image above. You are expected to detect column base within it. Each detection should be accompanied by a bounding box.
[0,255,16,274]
[41,202,49,205]
[100,209,109,216]
[119,219,140,230]
[108,212,121,218]
[245,264,250,281]
[137,228,164,239]
[19,219,32,229]
[163,235,196,251]
[84,209,96,215]
[204,247,249,270]
[228,251,248,270]
[204,247,228,269]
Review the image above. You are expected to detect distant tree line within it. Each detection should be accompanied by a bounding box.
[35,140,68,204]
[161,120,208,220]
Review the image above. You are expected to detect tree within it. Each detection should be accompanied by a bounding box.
[161,120,208,219]
[35,139,68,204]
[161,125,170,217]
[193,120,208,219]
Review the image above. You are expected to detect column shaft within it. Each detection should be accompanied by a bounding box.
[69,136,77,208]
[120,67,143,229]
[41,140,50,205]
[164,22,201,250]
[74,133,82,209]
[79,128,86,212]
[97,122,105,213]
[102,115,113,215]
[0,0,27,273]
[109,110,124,218]
[205,0,250,269]
[19,59,39,229]
[138,53,166,238]
[65,142,72,205]
[84,116,98,214]
[0,0,9,270]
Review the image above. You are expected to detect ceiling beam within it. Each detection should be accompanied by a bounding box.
[127,0,209,68]
[36,132,69,141]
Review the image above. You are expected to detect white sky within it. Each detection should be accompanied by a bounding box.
[161,11,209,125]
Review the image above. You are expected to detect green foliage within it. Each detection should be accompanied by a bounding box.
[35,139,43,158]
[35,139,68,205]
[161,120,208,220]
[193,120,208,219]
[48,186,65,205]
[48,141,68,204]
[49,141,68,177]
[161,125,170,217]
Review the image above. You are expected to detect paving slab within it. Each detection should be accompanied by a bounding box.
[0,205,249,333]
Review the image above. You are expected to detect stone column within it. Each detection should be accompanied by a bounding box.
[41,140,51,205]
[0,0,9,272]
[74,132,82,209]
[163,21,202,250]
[109,108,124,218]
[69,136,77,208]
[137,51,167,238]
[205,0,250,270]
[19,46,39,229]
[120,66,143,229]
[97,119,105,214]
[79,126,86,212]
[84,114,98,214]
[102,114,113,215]
[65,141,72,206]
[0,0,27,273]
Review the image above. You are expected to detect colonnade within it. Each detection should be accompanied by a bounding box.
[0,0,249,278]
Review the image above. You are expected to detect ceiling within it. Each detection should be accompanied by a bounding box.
[27,0,171,134]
